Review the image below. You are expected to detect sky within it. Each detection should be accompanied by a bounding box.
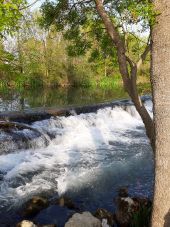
[28,0,45,10]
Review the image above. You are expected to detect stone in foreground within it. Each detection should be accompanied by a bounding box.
[16,220,37,227]
[65,211,102,227]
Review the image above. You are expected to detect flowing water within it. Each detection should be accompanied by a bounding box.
[0,95,154,226]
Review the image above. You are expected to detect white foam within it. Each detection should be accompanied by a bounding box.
[0,102,152,209]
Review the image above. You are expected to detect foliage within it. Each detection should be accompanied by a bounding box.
[0,0,26,36]
[40,0,155,61]
[130,205,152,227]
[0,7,151,90]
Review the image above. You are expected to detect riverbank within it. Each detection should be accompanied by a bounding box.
[0,82,150,112]
[16,188,152,227]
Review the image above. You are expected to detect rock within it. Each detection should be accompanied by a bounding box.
[115,197,132,227]
[115,188,152,227]
[102,219,111,227]
[118,187,128,198]
[21,196,49,217]
[65,212,102,227]
[16,220,37,227]
[94,208,115,226]
[55,196,76,210]
[16,221,56,227]
[115,188,134,227]
[131,197,152,212]
[34,205,74,227]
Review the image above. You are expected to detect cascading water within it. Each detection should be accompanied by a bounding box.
[0,98,154,225]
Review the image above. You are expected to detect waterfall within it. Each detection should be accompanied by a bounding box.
[0,97,154,224]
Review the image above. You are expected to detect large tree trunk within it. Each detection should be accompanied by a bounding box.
[151,0,170,226]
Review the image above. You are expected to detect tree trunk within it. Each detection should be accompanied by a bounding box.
[94,0,155,149]
[151,0,170,226]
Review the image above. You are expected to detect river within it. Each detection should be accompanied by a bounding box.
[0,87,154,226]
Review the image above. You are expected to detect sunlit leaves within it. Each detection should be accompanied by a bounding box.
[40,0,155,69]
[0,0,26,35]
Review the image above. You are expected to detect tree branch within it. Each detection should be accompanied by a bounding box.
[19,0,40,10]
[94,0,131,91]
[136,44,151,70]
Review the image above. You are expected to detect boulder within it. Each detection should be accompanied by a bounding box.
[65,212,102,227]
[16,220,37,227]
[118,187,128,198]
[115,188,134,227]
[131,197,152,212]
[94,208,115,226]
[16,221,56,227]
[115,197,132,227]
[21,196,49,217]
[115,188,152,227]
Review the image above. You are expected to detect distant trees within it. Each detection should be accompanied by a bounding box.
[0,1,151,92]
[40,0,155,147]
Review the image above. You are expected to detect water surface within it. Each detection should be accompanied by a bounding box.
[0,86,128,112]
[0,97,154,226]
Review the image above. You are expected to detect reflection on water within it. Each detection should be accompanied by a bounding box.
[0,86,128,112]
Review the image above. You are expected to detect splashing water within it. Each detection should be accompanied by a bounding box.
[0,99,154,224]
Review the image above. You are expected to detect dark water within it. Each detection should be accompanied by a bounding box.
[0,86,128,112]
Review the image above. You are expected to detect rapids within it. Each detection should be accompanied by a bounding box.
[0,97,154,225]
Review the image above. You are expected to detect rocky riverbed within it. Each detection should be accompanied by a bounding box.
[16,188,152,227]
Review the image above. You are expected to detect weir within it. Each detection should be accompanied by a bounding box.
[0,96,152,154]
[0,96,154,226]
[0,95,151,123]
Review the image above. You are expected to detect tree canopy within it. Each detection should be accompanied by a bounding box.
[40,0,155,61]
[0,0,26,35]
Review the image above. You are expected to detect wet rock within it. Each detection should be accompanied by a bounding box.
[102,219,111,227]
[115,197,132,227]
[16,220,37,227]
[21,196,49,217]
[65,211,102,227]
[115,188,152,227]
[115,188,134,227]
[55,196,76,210]
[34,205,74,227]
[131,197,152,212]
[94,208,115,227]
[118,187,128,198]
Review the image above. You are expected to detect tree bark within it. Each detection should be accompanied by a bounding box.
[94,0,155,149]
[151,0,170,226]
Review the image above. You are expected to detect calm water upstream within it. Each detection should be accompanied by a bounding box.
[0,86,128,112]
[0,86,154,226]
